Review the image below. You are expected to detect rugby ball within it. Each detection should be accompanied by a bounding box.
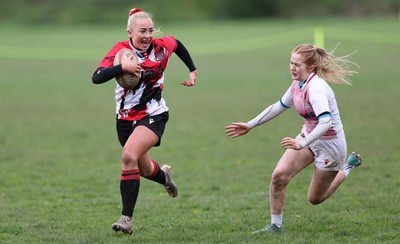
[113,48,141,89]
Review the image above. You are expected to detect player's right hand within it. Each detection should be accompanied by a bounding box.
[225,122,251,138]
[122,55,143,75]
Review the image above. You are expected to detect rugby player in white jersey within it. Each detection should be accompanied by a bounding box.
[225,44,362,233]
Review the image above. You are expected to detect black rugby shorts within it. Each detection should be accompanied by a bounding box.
[116,111,169,147]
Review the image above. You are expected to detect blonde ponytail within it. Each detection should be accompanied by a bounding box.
[293,44,359,85]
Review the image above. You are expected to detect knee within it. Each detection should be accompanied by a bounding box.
[307,195,324,205]
[270,171,290,190]
[121,149,138,167]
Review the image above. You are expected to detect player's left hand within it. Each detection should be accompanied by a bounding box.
[281,137,302,150]
[180,70,197,87]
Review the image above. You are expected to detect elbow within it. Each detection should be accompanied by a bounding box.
[92,76,101,84]
[318,115,332,128]
[325,119,333,128]
[91,68,104,84]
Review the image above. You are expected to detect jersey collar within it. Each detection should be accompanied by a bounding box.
[129,38,154,58]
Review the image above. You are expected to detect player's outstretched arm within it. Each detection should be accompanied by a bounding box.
[174,39,197,87]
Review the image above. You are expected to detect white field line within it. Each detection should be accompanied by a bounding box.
[0,46,105,61]
[0,28,398,61]
[187,28,313,56]
[323,27,400,45]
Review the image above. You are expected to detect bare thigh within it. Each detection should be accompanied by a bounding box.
[121,125,159,170]
[273,148,314,180]
[308,167,338,204]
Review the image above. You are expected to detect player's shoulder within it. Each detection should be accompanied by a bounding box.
[309,75,329,89]
[104,41,131,56]
[154,35,175,42]
[309,75,335,99]
[98,40,131,68]
[153,36,177,49]
[113,41,131,50]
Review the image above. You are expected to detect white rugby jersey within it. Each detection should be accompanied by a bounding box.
[281,73,344,139]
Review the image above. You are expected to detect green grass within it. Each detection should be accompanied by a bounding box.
[1,17,399,243]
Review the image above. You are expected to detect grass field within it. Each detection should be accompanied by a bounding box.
[1,17,399,243]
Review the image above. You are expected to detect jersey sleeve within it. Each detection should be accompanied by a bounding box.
[280,86,294,107]
[156,36,178,54]
[308,80,330,117]
[97,41,130,68]
[174,39,196,72]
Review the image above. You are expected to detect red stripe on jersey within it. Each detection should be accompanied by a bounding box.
[118,107,148,121]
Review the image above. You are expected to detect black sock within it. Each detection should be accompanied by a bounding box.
[144,160,166,185]
[120,169,140,217]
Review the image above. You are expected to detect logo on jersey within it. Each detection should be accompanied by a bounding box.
[299,111,316,119]
[154,46,166,62]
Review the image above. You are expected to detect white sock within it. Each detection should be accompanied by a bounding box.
[342,165,354,177]
[271,213,283,228]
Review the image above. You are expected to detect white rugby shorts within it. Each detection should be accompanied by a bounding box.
[297,133,347,171]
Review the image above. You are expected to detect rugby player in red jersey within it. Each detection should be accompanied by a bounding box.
[92,8,197,234]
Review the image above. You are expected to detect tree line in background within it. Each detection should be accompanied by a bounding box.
[1,0,399,25]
